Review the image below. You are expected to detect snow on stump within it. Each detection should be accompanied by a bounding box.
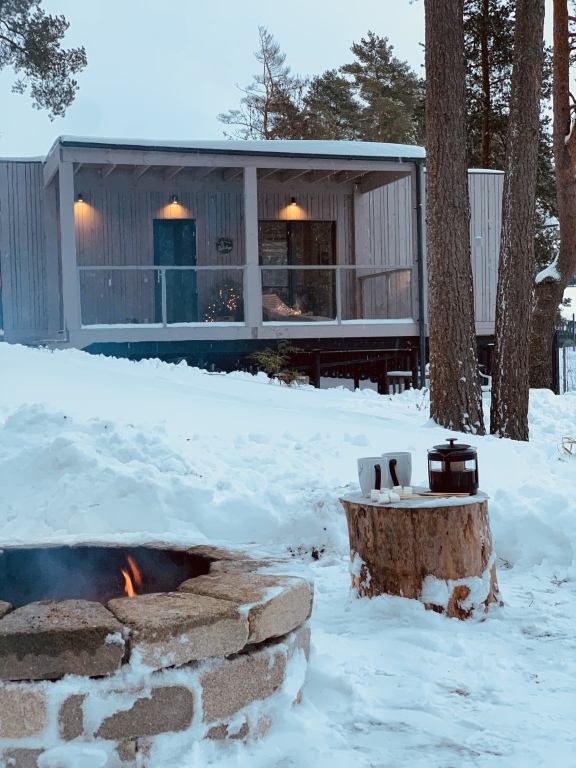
[339,491,501,619]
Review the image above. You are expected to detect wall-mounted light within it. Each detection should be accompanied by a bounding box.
[76,192,84,203]
[290,197,297,206]
[170,194,178,205]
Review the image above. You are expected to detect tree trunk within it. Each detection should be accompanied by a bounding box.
[424,0,485,434]
[480,0,492,168]
[530,0,576,389]
[340,494,501,620]
[490,0,545,439]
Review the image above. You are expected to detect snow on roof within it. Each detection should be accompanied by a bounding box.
[55,135,426,162]
[0,156,45,163]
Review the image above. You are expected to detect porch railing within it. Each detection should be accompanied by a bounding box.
[77,264,414,327]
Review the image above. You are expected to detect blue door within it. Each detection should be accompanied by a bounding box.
[153,219,197,323]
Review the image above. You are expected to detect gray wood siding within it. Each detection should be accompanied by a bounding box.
[468,171,503,324]
[0,157,502,340]
[75,170,245,325]
[0,161,53,340]
[363,177,414,319]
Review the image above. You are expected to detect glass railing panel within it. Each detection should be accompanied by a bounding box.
[80,268,160,326]
[261,268,336,322]
[340,267,413,321]
[166,268,245,324]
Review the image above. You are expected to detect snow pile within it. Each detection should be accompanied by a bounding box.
[1,344,576,766]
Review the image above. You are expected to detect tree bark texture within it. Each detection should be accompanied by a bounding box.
[490,0,545,440]
[425,0,485,434]
[340,497,500,620]
[530,0,576,389]
[480,0,491,168]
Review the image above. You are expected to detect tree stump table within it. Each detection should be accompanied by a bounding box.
[339,491,501,620]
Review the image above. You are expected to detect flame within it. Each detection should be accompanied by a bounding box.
[121,556,143,597]
[121,568,136,597]
[126,556,143,588]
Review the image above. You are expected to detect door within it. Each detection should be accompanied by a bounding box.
[258,220,336,318]
[153,219,197,323]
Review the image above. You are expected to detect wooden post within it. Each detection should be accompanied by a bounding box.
[339,492,501,620]
[58,161,81,338]
[243,167,261,329]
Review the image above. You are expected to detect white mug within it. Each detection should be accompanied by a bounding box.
[357,457,386,497]
[381,452,412,488]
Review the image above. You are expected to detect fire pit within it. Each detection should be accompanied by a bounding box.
[0,542,313,767]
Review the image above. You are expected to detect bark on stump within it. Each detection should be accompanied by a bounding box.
[339,493,501,620]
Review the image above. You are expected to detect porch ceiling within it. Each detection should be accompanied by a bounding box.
[72,161,411,190]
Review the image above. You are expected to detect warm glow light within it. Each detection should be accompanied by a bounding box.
[121,556,143,597]
[76,192,84,203]
[121,569,136,597]
[126,555,143,588]
[290,197,297,206]
[170,194,178,205]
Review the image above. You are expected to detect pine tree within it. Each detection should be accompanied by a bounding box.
[305,70,362,140]
[463,0,556,269]
[0,0,87,118]
[425,0,486,435]
[490,0,545,440]
[530,0,576,388]
[217,26,308,140]
[341,32,425,144]
[305,33,425,144]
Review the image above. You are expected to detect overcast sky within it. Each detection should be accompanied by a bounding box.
[0,0,553,158]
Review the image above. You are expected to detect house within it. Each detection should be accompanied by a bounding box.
[0,137,503,389]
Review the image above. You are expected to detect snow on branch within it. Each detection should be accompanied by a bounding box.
[535,255,560,284]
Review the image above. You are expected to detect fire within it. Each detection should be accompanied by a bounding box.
[121,555,143,597]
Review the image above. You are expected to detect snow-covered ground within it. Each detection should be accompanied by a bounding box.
[2,344,576,767]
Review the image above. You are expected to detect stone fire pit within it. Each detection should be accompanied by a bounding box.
[0,543,313,767]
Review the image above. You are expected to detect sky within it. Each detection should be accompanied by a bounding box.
[0,0,554,158]
[1,0,426,157]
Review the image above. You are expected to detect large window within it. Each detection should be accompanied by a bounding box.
[259,221,336,322]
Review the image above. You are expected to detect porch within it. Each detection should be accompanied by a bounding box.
[44,138,424,349]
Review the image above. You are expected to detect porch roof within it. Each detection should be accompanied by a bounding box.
[52,136,426,164]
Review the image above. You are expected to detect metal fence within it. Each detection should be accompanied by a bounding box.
[557,320,576,392]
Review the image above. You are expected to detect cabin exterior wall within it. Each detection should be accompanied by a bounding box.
[0,160,61,343]
[0,149,503,356]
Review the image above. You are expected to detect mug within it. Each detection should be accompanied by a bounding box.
[381,452,412,488]
[357,457,386,497]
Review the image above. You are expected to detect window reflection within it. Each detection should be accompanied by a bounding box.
[258,221,336,321]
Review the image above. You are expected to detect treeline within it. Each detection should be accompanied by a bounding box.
[219,1,556,268]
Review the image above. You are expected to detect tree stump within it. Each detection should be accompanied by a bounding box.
[339,492,501,620]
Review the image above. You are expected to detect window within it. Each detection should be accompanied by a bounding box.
[258,221,336,322]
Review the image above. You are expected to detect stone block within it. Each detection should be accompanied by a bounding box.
[207,714,271,742]
[116,740,137,763]
[207,721,250,741]
[58,694,85,741]
[1,749,44,768]
[179,573,313,643]
[201,646,286,723]
[0,687,47,738]
[0,600,125,681]
[285,623,311,662]
[107,592,248,669]
[209,559,280,574]
[187,545,250,563]
[96,685,194,740]
[0,601,12,619]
